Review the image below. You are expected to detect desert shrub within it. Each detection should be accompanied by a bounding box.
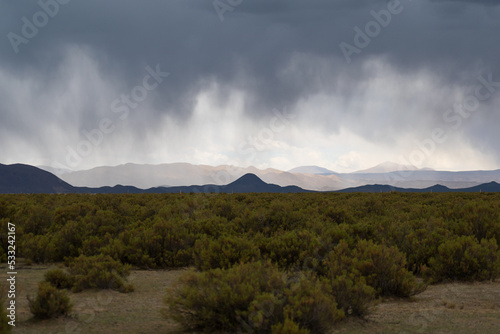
[44,268,74,289]
[328,272,375,317]
[427,236,500,282]
[282,273,344,333]
[324,208,354,225]
[399,225,449,275]
[20,234,56,264]
[213,199,236,220]
[261,230,320,270]
[165,261,286,332]
[50,220,84,261]
[193,235,260,270]
[271,318,310,334]
[165,261,343,333]
[323,240,417,298]
[67,255,134,293]
[138,217,195,267]
[352,239,417,297]
[28,282,72,319]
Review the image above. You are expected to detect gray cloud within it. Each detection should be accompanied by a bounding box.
[1,0,499,171]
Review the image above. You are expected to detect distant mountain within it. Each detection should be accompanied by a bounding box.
[0,164,74,193]
[340,169,500,189]
[37,165,73,176]
[0,165,309,194]
[58,163,347,191]
[336,182,500,193]
[354,161,428,174]
[59,163,286,189]
[76,173,308,194]
[288,166,336,175]
[2,163,500,194]
[223,173,307,193]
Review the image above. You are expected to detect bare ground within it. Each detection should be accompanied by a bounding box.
[2,263,499,334]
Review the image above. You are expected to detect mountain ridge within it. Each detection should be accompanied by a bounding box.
[3,163,500,194]
[45,162,500,191]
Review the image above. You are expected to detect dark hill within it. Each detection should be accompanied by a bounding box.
[336,182,500,193]
[222,173,307,193]
[0,163,75,193]
[1,164,499,194]
[458,181,500,192]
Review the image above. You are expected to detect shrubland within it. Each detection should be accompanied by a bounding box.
[1,192,499,331]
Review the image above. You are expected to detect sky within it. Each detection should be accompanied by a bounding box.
[1,0,500,173]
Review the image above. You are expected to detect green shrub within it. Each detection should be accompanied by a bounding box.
[193,235,260,270]
[164,261,343,333]
[328,272,375,317]
[261,230,320,270]
[68,255,134,293]
[324,240,417,298]
[352,239,417,297]
[282,273,344,333]
[44,268,74,289]
[28,282,72,319]
[427,236,500,282]
[20,234,56,264]
[271,318,310,334]
[165,261,286,332]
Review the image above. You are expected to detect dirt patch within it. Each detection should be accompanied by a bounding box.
[2,264,500,334]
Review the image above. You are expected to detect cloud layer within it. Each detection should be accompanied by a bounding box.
[1,0,499,172]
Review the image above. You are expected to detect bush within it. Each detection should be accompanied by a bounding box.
[165,261,286,332]
[323,240,417,298]
[193,235,260,270]
[427,236,500,282]
[44,268,74,289]
[20,234,56,264]
[28,282,72,319]
[328,272,375,317]
[68,255,134,293]
[271,318,310,334]
[352,239,417,297]
[282,273,344,333]
[261,230,320,270]
[164,261,343,333]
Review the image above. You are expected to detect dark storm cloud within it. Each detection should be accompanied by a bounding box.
[2,0,498,114]
[1,0,499,169]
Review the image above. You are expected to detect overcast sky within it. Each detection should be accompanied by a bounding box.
[1,0,499,172]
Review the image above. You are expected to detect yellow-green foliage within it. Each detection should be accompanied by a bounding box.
[67,255,134,293]
[328,272,375,317]
[1,192,500,283]
[271,318,310,334]
[428,236,500,282]
[324,240,416,297]
[28,282,72,319]
[165,261,343,333]
[193,234,260,270]
[261,229,320,270]
[44,268,74,289]
[165,261,286,332]
[282,273,344,333]
[2,191,500,332]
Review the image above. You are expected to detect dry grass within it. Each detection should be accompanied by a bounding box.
[1,262,500,334]
[336,280,500,334]
[1,261,186,333]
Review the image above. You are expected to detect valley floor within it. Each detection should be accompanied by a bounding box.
[2,264,499,334]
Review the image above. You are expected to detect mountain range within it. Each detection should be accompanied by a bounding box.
[40,162,500,191]
[0,164,307,194]
[1,162,500,194]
